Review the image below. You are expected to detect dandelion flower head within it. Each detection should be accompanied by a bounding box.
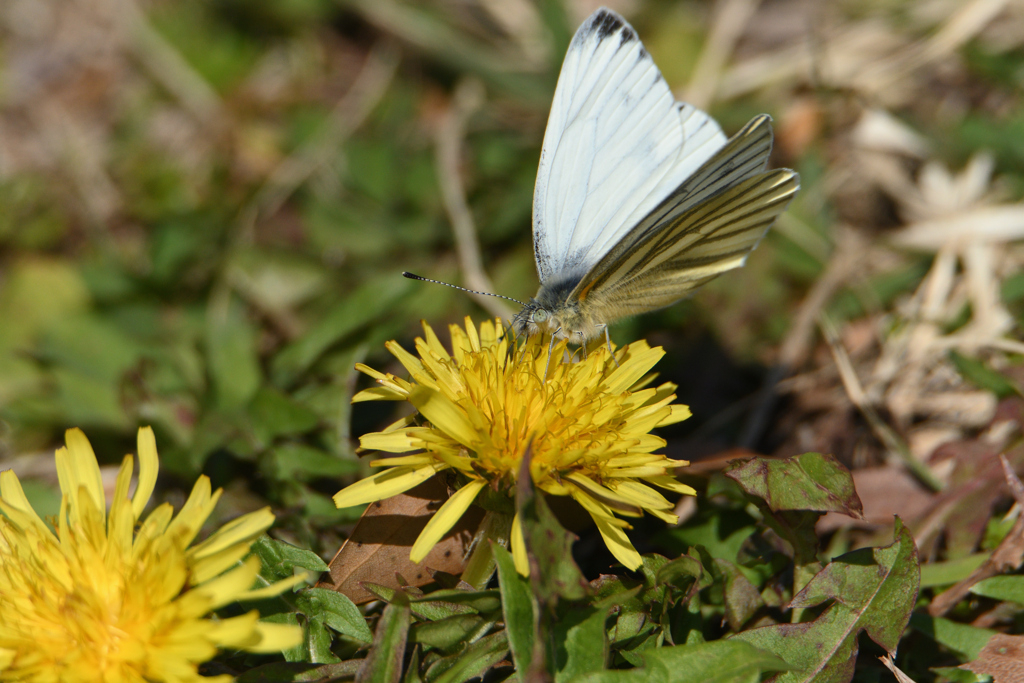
[0,427,303,683]
[335,318,695,571]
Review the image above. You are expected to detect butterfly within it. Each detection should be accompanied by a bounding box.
[505,8,800,348]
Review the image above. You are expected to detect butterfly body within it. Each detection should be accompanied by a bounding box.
[510,7,800,344]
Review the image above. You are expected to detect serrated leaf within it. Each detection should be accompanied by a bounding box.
[715,558,765,631]
[296,587,373,643]
[554,602,609,681]
[363,583,495,621]
[591,574,653,647]
[516,453,588,603]
[253,537,329,581]
[657,551,710,597]
[724,452,863,518]
[305,616,342,664]
[731,519,919,682]
[725,453,864,597]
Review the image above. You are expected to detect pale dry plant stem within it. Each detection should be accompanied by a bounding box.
[683,0,762,108]
[435,78,514,320]
[819,313,944,492]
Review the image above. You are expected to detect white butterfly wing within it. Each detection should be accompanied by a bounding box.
[532,8,727,285]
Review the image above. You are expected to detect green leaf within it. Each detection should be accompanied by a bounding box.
[236,660,363,683]
[949,350,1021,398]
[260,612,305,663]
[363,584,499,621]
[494,544,538,675]
[725,453,863,594]
[270,443,361,480]
[206,296,262,409]
[296,587,373,643]
[592,576,657,647]
[516,466,588,603]
[929,666,989,683]
[554,603,609,681]
[920,553,990,588]
[657,506,757,566]
[248,386,320,442]
[971,575,1024,604]
[253,536,330,581]
[731,519,919,682]
[271,275,411,385]
[412,589,503,614]
[37,312,142,383]
[714,558,765,631]
[362,594,412,683]
[657,552,709,596]
[568,639,790,683]
[724,452,863,517]
[427,631,509,683]
[409,614,485,651]
[304,615,342,664]
[909,613,996,661]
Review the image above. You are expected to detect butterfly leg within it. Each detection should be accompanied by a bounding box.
[602,325,619,367]
[543,329,561,382]
[579,331,588,360]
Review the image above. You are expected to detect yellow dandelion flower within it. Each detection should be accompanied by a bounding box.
[334,317,695,573]
[0,427,304,683]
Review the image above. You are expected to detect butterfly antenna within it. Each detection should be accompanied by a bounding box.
[403,272,527,306]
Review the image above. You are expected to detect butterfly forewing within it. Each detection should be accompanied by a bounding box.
[533,9,727,286]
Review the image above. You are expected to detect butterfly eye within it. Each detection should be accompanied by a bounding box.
[533,309,549,323]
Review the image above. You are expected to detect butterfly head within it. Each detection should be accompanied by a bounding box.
[511,300,556,338]
[511,279,604,343]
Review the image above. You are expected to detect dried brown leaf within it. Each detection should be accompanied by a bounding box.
[317,475,484,604]
[928,451,1024,616]
[961,634,1024,682]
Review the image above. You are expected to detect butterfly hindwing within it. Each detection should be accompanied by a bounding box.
[579,168,800,318]
[532,9,727,286]
[569,115,789,302]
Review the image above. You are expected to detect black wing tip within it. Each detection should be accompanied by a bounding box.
[585,8,637,46]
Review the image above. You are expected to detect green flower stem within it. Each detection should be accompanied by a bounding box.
[461,510,514,589]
